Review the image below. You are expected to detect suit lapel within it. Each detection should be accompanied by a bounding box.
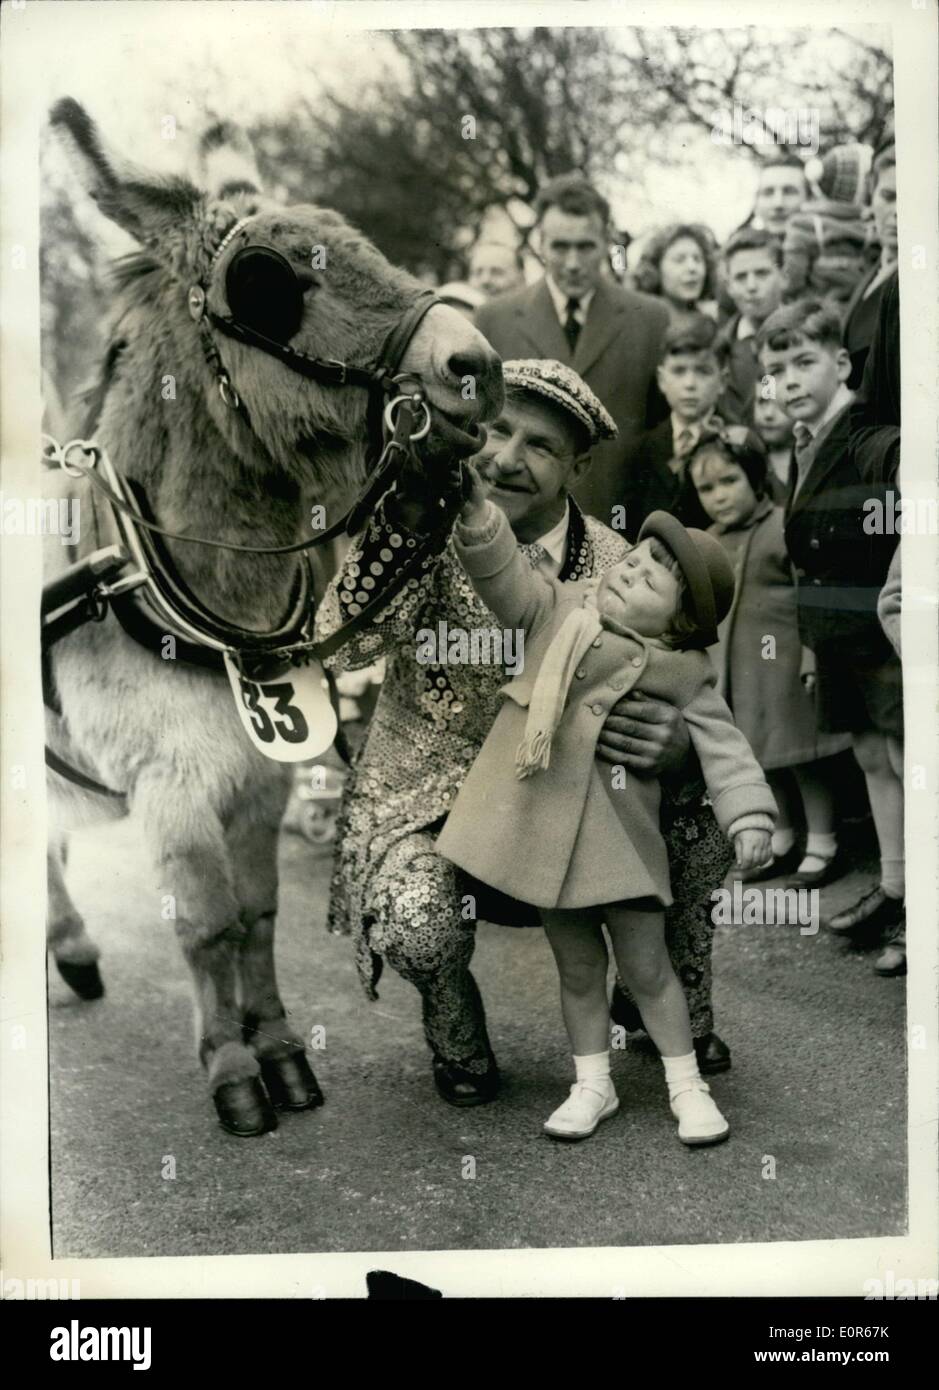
[515,280,572,362]
[573,282,624,378]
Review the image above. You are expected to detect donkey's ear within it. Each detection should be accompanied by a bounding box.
[50,98,204,277]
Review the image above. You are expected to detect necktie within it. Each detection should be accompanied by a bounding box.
[563,297,581,353]
[676,427,695,457]
[792,421,813,457]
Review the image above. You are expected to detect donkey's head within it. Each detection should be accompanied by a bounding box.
[50,99,503,493]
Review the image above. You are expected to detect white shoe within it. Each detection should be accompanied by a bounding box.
[543,1079,619,1140]
[669,1080,730,1146]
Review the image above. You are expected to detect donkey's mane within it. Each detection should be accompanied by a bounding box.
[75,251,169,435]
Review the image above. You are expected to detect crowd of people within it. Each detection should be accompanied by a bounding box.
[311,130,904,1148]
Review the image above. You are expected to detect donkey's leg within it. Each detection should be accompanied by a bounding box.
[228,781,323,1112]
[133,773,276,1138]
[47,836,105,1000]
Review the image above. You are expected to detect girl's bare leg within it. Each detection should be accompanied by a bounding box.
[541,910,618,1140]
[607,905,729,1146]
[605,906,693,1059]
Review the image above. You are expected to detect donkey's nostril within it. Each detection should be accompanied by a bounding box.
[447,348,491,383]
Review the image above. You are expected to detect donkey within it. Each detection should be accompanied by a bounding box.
[43,98,503,1136]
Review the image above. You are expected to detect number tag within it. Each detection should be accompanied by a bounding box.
[223,653,338,762]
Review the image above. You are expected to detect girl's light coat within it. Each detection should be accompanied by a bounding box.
[436,508,776,910]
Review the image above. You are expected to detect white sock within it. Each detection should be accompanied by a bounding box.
[573,1051,611,1086]
[771,828,796,858]
[661,1051,702,1100]
[797,831,838,873]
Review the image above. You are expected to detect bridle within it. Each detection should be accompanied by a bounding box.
[42,215,470,793]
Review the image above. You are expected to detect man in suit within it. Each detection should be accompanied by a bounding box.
[475,173,669,529]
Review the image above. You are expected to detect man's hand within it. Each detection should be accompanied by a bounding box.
[733,828,773,871]
[596,691,690,775]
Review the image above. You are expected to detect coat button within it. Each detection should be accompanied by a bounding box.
[575,667,587,679]
[592,637,602,648]
[809,539,820,549]
[590,702,604,715]
[609,676,624,691]
[631,656,642,667]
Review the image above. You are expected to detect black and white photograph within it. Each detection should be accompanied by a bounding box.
[1,0,937,1310]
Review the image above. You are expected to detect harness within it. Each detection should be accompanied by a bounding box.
[42,215,465,797]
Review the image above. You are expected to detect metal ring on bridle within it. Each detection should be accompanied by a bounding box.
[383,393,431,442]
[60,440,101,478]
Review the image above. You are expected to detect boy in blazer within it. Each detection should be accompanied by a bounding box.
[758,298,904,948]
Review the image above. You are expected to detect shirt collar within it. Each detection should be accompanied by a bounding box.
[545,276,595,324]
[803,383,854,439]
[532,498,571,571]
[737,315,758,341]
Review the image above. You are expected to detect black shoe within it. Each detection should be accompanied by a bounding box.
[433,1054,500,1107]
[786,852,846,889]
[610,983,644,1034]
[694,1032,731,1074]
[873,928,907,976]
[825,886,904,936]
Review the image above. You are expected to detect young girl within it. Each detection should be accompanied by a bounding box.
[685,426,851,885]
[436,466,777,1147]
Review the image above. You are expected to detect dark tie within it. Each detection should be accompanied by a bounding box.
[564,297,581,353]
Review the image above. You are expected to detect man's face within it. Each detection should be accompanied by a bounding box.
[596,541,681,638]
[468,243,523,298]
[759,335,851,428]
[872,165,897,253]
[471,395,588,536]
[539,207,607,300]
[726,249,784,327]
[753,164,806,236]
[656,350,725,423]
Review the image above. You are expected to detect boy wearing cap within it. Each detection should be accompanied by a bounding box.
[437,474,776,1144]
[316,358,736,1108]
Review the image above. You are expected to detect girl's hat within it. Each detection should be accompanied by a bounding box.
[637,510,736,649]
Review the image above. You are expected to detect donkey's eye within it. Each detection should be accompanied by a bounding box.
[225,243,313,343]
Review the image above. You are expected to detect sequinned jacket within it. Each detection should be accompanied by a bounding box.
[313,495,632,934]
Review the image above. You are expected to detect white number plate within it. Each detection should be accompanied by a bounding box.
[224,652,338,762]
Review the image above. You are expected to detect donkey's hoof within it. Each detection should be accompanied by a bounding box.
[55,958,105,1000]
[261,1053,324,1111]
[214,1078,278,1137]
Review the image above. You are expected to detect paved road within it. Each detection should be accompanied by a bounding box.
[49,815,906,1258]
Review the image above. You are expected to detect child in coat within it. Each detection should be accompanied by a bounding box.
[685,426,851,885]
[436,466,777,1147]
